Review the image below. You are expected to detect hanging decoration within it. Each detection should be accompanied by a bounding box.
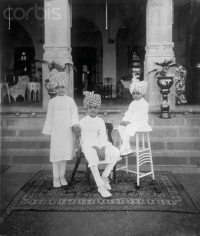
[8,3,11,30]
[106,0,108,29]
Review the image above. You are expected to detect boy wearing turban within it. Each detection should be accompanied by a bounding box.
[80,91,121,198]
[42,69,81,188]
[118,78,152,156]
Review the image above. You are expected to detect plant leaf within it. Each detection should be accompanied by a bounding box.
[147,69,157,75]
[65,63,77,72]
[35,59,53,70]
[169,63,179,68]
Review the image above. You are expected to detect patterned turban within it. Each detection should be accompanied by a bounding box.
[48,69,68,89]
[129,78,148,95]
[83,91,101,109]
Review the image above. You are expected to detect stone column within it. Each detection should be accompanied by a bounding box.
[102,30,117,98]
[42,0,73,109]
[144,0,175,107]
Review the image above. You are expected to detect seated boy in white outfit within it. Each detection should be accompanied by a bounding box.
[80,91,121,198]
[118,77,152,156]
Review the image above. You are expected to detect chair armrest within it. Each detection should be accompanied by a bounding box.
[105,122,113,144]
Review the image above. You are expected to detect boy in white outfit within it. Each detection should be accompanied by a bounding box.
[80,91,121,198]
[118,78,152,156]
[42,69,80,188]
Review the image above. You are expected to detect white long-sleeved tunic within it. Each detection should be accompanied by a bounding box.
[42,95,79,162]
[122,97,152,136]
[80,115,120,167]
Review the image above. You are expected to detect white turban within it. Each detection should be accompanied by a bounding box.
[129,78,148,95]
[83,91,101,109]
[48,69,68,89]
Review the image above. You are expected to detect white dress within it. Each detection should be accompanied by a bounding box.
[42,95,79,162]
[80,115,121,167]
[121,97,152,136]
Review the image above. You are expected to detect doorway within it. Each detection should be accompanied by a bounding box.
[72,47,96,96]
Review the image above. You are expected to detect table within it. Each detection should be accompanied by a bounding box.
[28,82,41,101]
[95,85,113,99]
[0,82,11,103]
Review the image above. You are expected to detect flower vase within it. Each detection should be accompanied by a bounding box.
[157,76,174,119]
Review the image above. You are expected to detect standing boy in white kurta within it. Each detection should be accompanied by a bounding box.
[118,78,152,156]
[42,70,80,188]
[80,91,121,198]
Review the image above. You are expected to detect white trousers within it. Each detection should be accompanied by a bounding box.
[53,160,67,179]
[90,161,117,187]
[118,125,131,152]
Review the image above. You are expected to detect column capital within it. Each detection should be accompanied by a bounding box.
[43,46,73,64]
[145,44,174,58]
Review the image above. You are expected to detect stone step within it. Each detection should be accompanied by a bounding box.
[1,116,200,128]
[1,111,200,167]
[1,136,199,146]
[1,149,199,166]
[1,126,200,137]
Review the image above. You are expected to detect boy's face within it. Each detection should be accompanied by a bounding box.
[87,104,99,118]
[132,89,143,100]
[55,85,66,96]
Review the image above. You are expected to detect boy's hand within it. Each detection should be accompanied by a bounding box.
[72,124,81,137]
[92,146,105,161]
[120,121,131,127]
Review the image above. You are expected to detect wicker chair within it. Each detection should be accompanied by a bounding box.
[9,76,30,102]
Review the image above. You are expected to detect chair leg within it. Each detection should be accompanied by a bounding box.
[71,154,82,183]
[86,163,91,189]
[136,133,140,187]
[147,132,155,180]
[113,164,116,183]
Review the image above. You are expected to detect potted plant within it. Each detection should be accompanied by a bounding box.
[36,59,76,99]
[147,58,179,119]
[147,58,179,78]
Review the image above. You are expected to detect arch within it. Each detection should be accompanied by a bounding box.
[116,17,146,82]
[185,15,200,104]
[71,16,102,47]
[1,20,35,79]
[71,17,103,95]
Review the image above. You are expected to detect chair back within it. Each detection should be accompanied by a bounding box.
[15,76,30,91]
[120,79,132,89]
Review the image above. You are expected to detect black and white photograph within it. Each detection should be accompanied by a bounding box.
[0,0,200,235]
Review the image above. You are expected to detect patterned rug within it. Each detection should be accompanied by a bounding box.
[0,170,199,224]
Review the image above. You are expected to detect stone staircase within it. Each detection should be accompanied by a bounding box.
[1,109,200,166]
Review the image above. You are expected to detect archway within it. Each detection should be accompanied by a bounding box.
[186,17,200,104]
[2,21,35,84]
[71,17,102,96]
[116,17,146,84]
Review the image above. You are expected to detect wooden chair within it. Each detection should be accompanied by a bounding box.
[71,122,117,188]
[9,76,30,102]
[120,79,132,98]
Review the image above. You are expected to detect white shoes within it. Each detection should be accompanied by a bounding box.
[98,185,112,198]
[120,148,133,157]
[102,176,111,190]
[60,176,68,186]
[53,178,61,188]
[53,176,68,187]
